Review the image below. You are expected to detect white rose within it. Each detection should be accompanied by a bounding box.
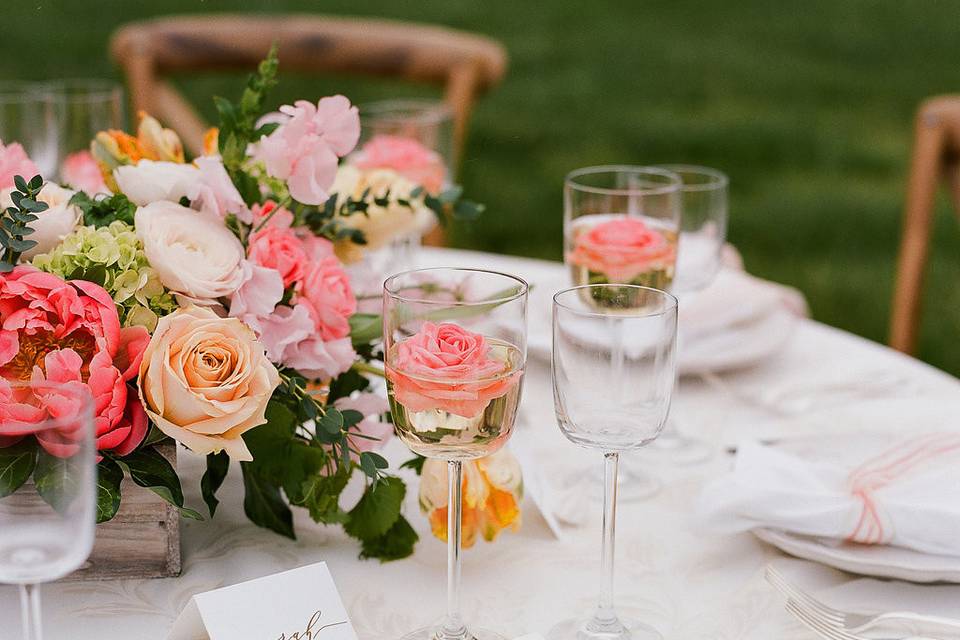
[135,201,245,303]
[114,159,201,206]
[1,182,82,260]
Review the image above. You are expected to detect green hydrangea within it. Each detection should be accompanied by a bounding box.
[32,221,177,331]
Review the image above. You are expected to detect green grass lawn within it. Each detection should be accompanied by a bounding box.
[5,0,960,375]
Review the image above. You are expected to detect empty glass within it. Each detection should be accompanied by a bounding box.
[550,285,677,640]
[47,79,124,180]
[0,82,58,179]
[358,98,455,185]
[0,382,96,640]
[383,267,528,640]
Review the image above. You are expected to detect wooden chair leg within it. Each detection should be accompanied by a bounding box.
[889,104,948,354]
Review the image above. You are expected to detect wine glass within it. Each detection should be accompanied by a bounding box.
[46,79,124,180]
[358,98,455,185]
[549,285,678,640]
[563,166,681,498]
[383,267,528,640]
[0,381,96,640]
[649,165,728,463]
[0,82,59,179]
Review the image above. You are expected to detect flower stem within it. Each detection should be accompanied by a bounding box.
[352,361,386,378]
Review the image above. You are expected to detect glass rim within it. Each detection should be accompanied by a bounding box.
[553,284,678,319]
[1,379,95,432]
[42,78,123,100]
[655,164,729,192]
[359,98,453,125]
[383,266,529,307]
[564,165,682,197]
[0,81,51,102]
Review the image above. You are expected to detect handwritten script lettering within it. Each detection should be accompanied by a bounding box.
[277,610,348,639]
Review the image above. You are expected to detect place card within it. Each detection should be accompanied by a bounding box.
[168,562,357,640]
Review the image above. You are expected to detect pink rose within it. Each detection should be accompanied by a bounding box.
[386,322,519,417]
[0,140,39,190]
[252,96,360,205]
[568,217,676,282]
[0,267,149,456]
[334,392,393,453]
[298,256,357,341]
[61,151,108,195]
[248,225,311,288]
[352,135,447,194]
[251,200,295,230]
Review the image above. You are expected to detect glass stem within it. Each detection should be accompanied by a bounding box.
[19,583,42,640]
[590,451,621,631]
[439,460,468,640]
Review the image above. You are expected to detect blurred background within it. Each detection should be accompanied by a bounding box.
[5,0,959,374]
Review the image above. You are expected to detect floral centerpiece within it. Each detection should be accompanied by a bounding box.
[0,47,483,561]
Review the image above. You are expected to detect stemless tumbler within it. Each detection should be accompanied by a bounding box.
[383,267,528,640]
[550,285,678,640]
[0,382,96,640]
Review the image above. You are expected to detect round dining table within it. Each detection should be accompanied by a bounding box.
[4,247,959,640]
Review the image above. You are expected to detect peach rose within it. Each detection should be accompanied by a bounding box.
[386,322,519,418]
[138,306,280,461]
[568,217,675,282]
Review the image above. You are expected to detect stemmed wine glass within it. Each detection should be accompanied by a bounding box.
[649,165,728,463]
[0,82,59,179]
[563,166,681,498]
[383,267,528,640]
[47,79,124,180]
[549,285,678,640]
[0,381,97,640]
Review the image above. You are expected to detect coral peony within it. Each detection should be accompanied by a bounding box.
[0,266,149,456]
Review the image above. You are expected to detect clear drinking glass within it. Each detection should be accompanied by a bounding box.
[383,267,528,640]
[46,79,124,180]
[650,165,728,463]
[549,285,677,640]
[358,98,455,184]
[0,82,59,179]
[0,381,96,640]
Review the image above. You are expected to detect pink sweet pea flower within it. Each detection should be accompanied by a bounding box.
[189,155,251,223]
[0,140,39,189]
[256,303,356,380]
[0,267,149,456]
[61,151,108,195]
[252,96,360,205]
[352,134,447,194]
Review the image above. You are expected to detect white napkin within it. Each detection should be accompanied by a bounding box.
[698,434,960,557]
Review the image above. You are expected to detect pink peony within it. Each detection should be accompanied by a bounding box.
[248,225,311,288]
[353,134,447,194]
[334,392,392,453]
[252,96,360,205]
[568,217,676,282]
[0,140,39,190]
[386,322,519,417]
[298,256,357,341]
[61,151,108,195]
[0,267,149,456]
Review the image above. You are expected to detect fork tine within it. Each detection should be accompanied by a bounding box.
[765,565,843,621]
[785,600,861,640]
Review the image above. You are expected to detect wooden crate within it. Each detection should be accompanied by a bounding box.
[65,443,182,581]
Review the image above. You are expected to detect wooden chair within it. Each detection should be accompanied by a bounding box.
[890,96,960,354]
[109,14,507,169]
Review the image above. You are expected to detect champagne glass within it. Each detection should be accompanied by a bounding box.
[0,381,96,640]
[383,267,528,640]
[563,166,681,498]
[0,82,58,179]
[358,98,455,185]
[649,165,728,463]
[46,79,124,180]
[549,285,677,640]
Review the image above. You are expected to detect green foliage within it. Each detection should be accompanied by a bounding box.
[114,448,202,520]
[358,514,419,562]
[0,440,37,498]
[418,185,485,227]
[96,457,124,523]
[0,174,43,271]
[343,476,405,540]
[241,461,294,539]
[70,191,137,227]
[200,452,230,517]
[349,313,382,346]
[33,449,77,513]
[400,455,426,476]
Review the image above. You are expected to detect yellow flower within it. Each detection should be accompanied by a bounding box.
[420,448,523,547]
[137,112,185,163]
[203,127,220,156]
[89,112,186,191]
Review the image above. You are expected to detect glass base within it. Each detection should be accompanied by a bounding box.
[400,627,507,640]
[547,616,662,640]
[649,429,712,464]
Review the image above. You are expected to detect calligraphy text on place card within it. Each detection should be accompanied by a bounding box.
[277,610,348,639]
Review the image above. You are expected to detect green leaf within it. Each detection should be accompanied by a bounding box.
[13,175,27,192]
[200,452,230,517]
[358,451,388,478]
[327,368,371,404]
[33,449,79,513]
[340,409,365,429]
[6,237,37,252]
[297,467,350,524]
[243,397,297,483]
[358,514,419,561]
[95,457,124,523]
[343,476,405,540]
[348,313,382,346]
[241,462,294,539]
[28,175,43,190]
[0,440,37,498]
[400,455,426,475]
[116,448,202,520]
[318,409,344,435]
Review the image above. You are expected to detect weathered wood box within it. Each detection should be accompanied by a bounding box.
[66,443,181,581]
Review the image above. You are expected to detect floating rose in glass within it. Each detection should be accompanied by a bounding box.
[383,267,527,640]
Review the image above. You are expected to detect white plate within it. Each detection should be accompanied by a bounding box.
[754,528,960,583]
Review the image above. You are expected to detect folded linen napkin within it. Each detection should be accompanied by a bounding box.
[698,433,960,557]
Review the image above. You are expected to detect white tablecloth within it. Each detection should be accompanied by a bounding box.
[4,248,960,639]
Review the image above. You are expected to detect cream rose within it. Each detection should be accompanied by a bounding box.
[135,201,246,304]
[138,306,280,461]
[114,159,201,206]
[1,182,82,260]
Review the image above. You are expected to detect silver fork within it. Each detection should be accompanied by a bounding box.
[786,600,940,640]
[766,565,960,636]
